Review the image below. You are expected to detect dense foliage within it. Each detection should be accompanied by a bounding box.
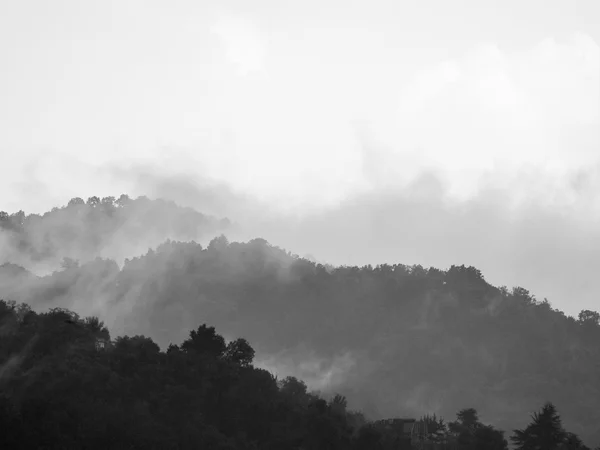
[0,300,592,449]
[1,197,600,448]
[0,300,359,449]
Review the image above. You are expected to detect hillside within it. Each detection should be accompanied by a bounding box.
[0,300,589,449]
[1,199,600,447]
[0,195,230,272]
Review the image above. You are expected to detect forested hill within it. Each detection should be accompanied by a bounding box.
[1,197,600,447]
[2,235,600,447]
[0,299,591,449]
[0,195,230,272]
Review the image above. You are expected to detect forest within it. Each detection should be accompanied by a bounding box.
[0,194,230,272]
[1,196,600,449]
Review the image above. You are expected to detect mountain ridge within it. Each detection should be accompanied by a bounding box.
[1,196,599,447]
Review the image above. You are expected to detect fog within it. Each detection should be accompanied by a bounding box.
[1,1,600,444]
[2,0,598,316]
[107,158,600,318]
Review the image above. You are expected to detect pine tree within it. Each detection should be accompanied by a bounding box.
[511,402,567,450]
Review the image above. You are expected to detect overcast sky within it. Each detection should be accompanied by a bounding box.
[1,0,599,315]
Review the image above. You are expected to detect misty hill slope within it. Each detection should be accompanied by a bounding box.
[0,195,230,273]
[2,235,600,447]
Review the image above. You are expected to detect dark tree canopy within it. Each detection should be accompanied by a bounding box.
[511,402,590,450]
[181,324,227,358]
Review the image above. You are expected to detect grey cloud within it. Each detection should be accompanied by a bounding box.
[106,160,600,318]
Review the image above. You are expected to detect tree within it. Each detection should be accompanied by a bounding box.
[421,413,448,443]
[278,376,309,408]
[10,210,25,228]
[223,338,255,367]
[562,432,590,450]
[578,310,600,327]
[82,316,110,341]
[67,197,85,207]
[512,286,535,304]
[511,402,568,450]
[86,196,100,207]
[473,425,509,450]
[101,196,116,207]
[329,394,348,416]
[166,343,180,354]
[208,235,229,253]
[112,335,161,375]
[456,408,480,429]
[353,424,384,450]
[181,324,226,358]
[449,408,507,450]
[116,194,130,207]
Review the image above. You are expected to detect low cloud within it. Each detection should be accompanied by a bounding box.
[210,13,269,77]
[254,346,357,393]
[102,160,600,319]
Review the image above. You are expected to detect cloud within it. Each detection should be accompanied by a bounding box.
[210,14,268,77]
[98,159,600,320]
[368,33,599,202]
[2,29,599,320]
[170,31,598,213]
[4,29,596,219]
[254,346,357,393]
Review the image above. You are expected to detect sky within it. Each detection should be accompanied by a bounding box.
[1,0,599,316]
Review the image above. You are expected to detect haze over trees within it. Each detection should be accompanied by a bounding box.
[0,195,230,273]
[1,196,599,448]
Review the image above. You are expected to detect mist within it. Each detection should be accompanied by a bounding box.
[2,1,598,314]
[1,1,600,447]
[103,157,600,318]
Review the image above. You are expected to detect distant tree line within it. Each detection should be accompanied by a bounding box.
[0,195,229,269]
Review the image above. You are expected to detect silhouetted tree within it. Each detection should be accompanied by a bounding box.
[223,338,255,366]
[578,310,599,324]
[181,324,226,358]
[449,408,508,450]
[511,402,569,450]
[0,301,371,449]
[421,413,448,443]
